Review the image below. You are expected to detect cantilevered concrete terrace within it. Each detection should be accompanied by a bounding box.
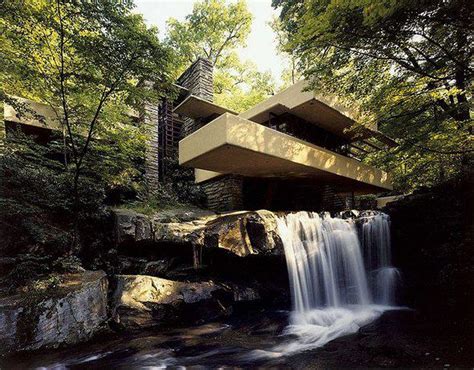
[179,113,392,192]
[3,96,139,135]
[241,81,396,147]
[178,80,394,192]
[4,97,62,131]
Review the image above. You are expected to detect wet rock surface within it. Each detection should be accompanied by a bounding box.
[114,209,153,244]
[0,271,108,354]
[386,183,474,324]
[289,310,473,368]
[111,274,235,329]
[111,209,290,329]
[2,309,473,368]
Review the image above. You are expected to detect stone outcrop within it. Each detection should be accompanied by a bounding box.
[385,179,474,319]
[201,210,282,256]
[0,271,108,354]
[111,275,235,329]
[114,209,153,245]
[113,208,284,257]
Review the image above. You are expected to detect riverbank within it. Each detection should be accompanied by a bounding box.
[1,178,472,366]
[2,308,473,368]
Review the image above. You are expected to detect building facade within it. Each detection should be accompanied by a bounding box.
[172,59,395,212]
[3,57,395,212]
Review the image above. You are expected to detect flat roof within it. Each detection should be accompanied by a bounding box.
[240,81,358,136]
[4,96,138,136]
[4,96,61,130]
[173,95,237,119]
[240,81,396,147]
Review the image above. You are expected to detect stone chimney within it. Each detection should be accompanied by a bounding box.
[177,57,213,102]
[142,89,160,192]
[143,58,214,188]
[176,57,214,138]
[174,58,245,211]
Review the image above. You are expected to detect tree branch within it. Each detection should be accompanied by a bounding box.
[56,0,78,165]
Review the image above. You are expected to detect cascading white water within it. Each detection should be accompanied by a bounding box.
[278,212,370,311]
[360,212,401,305]
[374,267,400,305]
[255,211,400,357]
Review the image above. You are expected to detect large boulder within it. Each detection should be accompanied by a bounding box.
[111,275,234,329]
[0,271,108,354]
[114,209,153,244]
[201,210,283,257]
[113,208,284,257]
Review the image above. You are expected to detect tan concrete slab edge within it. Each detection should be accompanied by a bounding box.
[179,113,392,191]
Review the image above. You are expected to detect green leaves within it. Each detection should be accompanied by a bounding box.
[1,0,173,138]
[274,0,473,192]
[166,0,252,70]
[165,0,275,112]
[214,59,277,112]
[1,0,174,254]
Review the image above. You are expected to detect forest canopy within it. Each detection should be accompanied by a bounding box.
[1,0,174,254]
[166,0,277,111]
[273,0,473,191]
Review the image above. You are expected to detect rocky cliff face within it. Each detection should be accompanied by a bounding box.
[0,271,108,354]
[113,209,284,257]
[110,208,290,319]
[386,179,473,328]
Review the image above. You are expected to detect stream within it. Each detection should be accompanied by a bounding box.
[2,212,472,368]
[2,307,470,369]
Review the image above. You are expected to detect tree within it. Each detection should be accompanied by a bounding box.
[214,57,277,112]
[269,16,301,88]
[1,0,173,251]
[166,0,275,112]
[166,0,252,70]
[273,0,473,192]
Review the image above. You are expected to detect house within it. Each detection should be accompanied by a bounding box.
[3,58,395,212]
[169,58,395,211]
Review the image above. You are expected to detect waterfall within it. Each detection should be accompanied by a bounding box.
[260,211,400,357]
[278,212,370,311]
[360,212,401,305]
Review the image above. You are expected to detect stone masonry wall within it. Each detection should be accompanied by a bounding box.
[201,175,244,212]
[176,58,245,212]
[177,58,214,138]
[176,58,247,212]
[143,101,159,191]
[143,58,213,189]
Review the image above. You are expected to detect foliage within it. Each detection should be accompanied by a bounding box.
[83,117,148,204]
[1,0,172,137]
[273,0,473,192]
[163,154,207,207]
[1,0,173,250]
[269,16,302,89]
[0,132,105,256]
[214,59,277,112]
[166,0,252,69]
[166,0,275,112]
[127,153,206,215]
